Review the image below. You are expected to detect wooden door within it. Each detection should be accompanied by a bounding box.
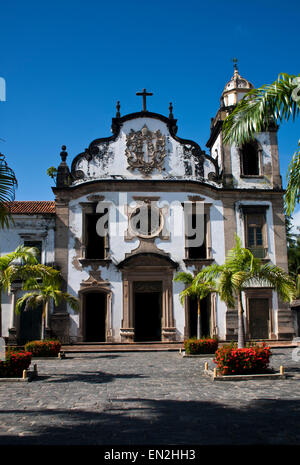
[249,298,269,339]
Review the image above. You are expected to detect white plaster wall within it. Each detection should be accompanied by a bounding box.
[0,214,55,337]
[73,117,218,187]
[210,133,222,166]
[67,190,227,341]
[231,133,273,189]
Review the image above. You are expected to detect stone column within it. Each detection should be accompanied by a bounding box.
[223,195,239,340]
[161,275,176,342]
[269,129,283,189]
[7,290,17,345]
[272,195,295,339]
[120,278,134,342]
[51,195,70,342]
[221,136,234,188]
[106,292,113,342]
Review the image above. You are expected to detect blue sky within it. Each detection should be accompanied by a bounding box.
[1,0,299,219]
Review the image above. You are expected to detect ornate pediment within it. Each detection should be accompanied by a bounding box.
[125,124,166,176]
[79,269,111,293]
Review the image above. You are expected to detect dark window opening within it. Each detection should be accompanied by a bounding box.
[241,143,260,176]
[187,213,207,259]
[85,210,108,259]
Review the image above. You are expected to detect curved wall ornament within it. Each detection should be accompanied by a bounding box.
[125,125,166,176]
[70,111,221,184]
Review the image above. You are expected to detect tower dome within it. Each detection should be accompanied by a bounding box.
[221,60,254,107]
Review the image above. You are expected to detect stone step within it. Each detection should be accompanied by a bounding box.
[61,339,296,353]
[61,342,183,353]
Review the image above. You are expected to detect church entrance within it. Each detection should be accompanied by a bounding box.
[134,281,162,342]
[84,292,106,342]
[188,295,211,338]
[119,252,177,343]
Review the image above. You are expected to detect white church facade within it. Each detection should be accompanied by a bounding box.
[0,68,295,344]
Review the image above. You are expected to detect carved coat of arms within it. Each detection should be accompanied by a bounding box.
[125,125,166,175]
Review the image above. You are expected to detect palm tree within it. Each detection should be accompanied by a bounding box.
[174,271,216,339]
[286,225,300,298]
[15,280,79,340]
[0,245,60,336]
[221,72,300,215]
[0,153,17,228]
[200,235,296,348]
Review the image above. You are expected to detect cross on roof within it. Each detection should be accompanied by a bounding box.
[232,57,238,71]
[136,88,153,111]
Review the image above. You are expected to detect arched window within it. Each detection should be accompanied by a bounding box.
[240,142,261,176]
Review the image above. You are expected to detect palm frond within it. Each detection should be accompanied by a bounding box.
[223,73,300,146]
[15,292,43,314]
[174,272,194,285]
[285,141,300,215]
[62,293,79,311]
[0,154,17,229]
[3,264,60,292]
[249,263,296,302]
[0,154,17,202]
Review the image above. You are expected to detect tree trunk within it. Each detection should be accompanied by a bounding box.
[237,291,246,348]
[197,299,202,340]
[41,304,46,341]
[0,293,2,337]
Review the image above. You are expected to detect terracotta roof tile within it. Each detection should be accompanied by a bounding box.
[4,201,55,214]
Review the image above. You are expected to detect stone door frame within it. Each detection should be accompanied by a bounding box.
[244,288,275,340]
[78,283,112,343]
[120,265,176,343]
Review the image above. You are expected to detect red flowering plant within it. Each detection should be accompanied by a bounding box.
[184,337,218,355]
[214,342,272,375]
[24,340,61,357]
[0,351,32,378]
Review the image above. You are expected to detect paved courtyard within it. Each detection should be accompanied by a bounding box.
[0,347,300,445]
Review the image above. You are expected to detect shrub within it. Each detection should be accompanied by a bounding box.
[184,337,218,354]
[24,340,61,357]
[214,342,272,375]
[0,351,32,378]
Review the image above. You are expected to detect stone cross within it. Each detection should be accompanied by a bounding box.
[136,88,153,111]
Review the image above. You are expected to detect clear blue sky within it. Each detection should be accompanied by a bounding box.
[1,0,299,210]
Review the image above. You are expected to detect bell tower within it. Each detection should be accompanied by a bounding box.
[206,61,282,190]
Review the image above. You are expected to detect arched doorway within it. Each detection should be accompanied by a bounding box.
[78,271,112,342]
[83,292,106,342]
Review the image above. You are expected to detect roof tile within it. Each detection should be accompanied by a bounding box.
[4,201,55,214]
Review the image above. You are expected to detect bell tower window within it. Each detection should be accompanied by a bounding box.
[240,142,261,177]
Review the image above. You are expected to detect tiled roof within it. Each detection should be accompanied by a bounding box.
[4,201,55,214]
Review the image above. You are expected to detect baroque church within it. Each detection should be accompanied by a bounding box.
[0,66,296,345]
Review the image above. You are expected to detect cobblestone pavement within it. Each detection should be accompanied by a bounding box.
[0,348,300,445]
